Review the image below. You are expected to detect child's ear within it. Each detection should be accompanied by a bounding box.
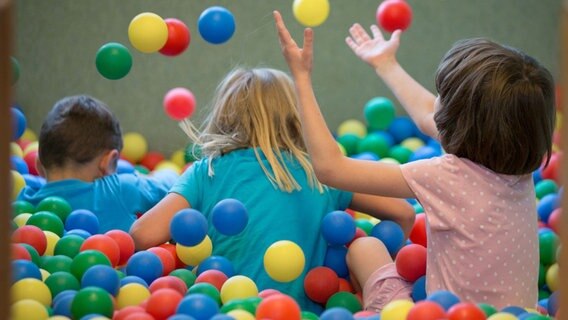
[35,156,47,178]
[99,149,120,175]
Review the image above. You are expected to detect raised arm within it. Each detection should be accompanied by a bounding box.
[274,11,414,199]
[346,24,438,139]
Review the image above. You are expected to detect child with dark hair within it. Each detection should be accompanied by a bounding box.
[18,95,176,233]
[274,11,555,311]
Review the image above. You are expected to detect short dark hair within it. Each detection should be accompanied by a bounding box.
[434,38,555,175]
[39,95,123,170]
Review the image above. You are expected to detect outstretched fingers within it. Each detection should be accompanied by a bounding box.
[348,23,372,45]
[273,10,297,49]
[302,28,313,59]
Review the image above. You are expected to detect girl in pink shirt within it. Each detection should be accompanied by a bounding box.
[273,11,555,311]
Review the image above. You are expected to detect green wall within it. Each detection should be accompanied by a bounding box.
[15,0,562,155]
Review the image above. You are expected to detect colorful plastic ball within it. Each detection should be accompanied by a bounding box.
[176,293,219,319]
[198,6,236,44]
[11,170,26,200]
[163,87,196,121]
[323,245,349,278]
[12,107,27,141]
[45,271,80,298]
[376,0,413,32]
[95,42,132,80]
[411,275,426,302]
[447,302,486,320]
[197,255,236,278]
[169,268,196,288]
[113,306,146,320]
[546,263,559,292]
[169,315,201,320]
[381,299,414,320]
[159,18,191,56]
[116,283,151,309]
[176,235,212,266]
[145,247,174,276]
[541,152,561,183]
[27,211,64,236]
[65,209,99,235]
[122,132,148,163]
[387,116,417,144]
[120,275,148,287]
[36,196,72,222]
[547,208,561,234]
[149,275,188,295]
[409,145,440,162]
[70,250,111,280]
[388,145,413,164]
[13,213,32,228]
[80,265,120,296]
[409,213,427,247]
[395,244,427,282]
[126,251,163,285]
[170,208,208,246]
[292,0,330,27]
[264,240,305,282]
[20,243,41,266]
[80,234,120,267]
[128,12,168,53]
[357,133,391,158]
[548,290,559,317]
[12,224,48,255]
[326,291,362,313]
[211,198,249,236]
[71,287,113,319]
[12,244,32,262]
[104,230,135,266]
[11,299,49,320]
[321,210,356,246]
[227,309,255,320]
[11,278,52,306]
[117,159,136,174]
[337,134,362,156]
[337,119,367,138]
[220,275,258,304]
[195,269,229,291]
[65,229,92,239]
[539,228,559,265]
[370,220,405,256]
[256,294,301,320]
[188,282,221,305]
[12,199,35,217]
[407,300,446,320]
[426,290,460,311]
[140,151,166,171]
[22,150,39,175]
[40,255,72,274]
[364,97,395,131]
[537,194,560,223]
[12,259,42,282]
[11,155,29,174]
[145,288,184,320]
[304,266,339,304]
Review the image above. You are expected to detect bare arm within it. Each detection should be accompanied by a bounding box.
[346,24,438,139]
[274,11,415,199]
[349,193,415,238]
[129,193,189,250]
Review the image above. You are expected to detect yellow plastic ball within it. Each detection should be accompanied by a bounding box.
[555,112,562,131]
[49,316,72,320]
[337,119,367,138]
[292,0,330,27]
[487,313,518,320]
[227,309,256,320]
[43,231,60,256]
[353,211,373,220]
[220,275,258,304]
[380,299,414,320]
[337,142,346,156]
[176,236,212,266]
[22,128,38,142]
[263,240,305,282]
[116,283,150,309]
[11,142,23,157]
[39,269,51,281]
[23,141,39,156]
[400,137,425,152]
[12,170,26,201]
[14,213,33,227]
[122,132,148,163]
[379,157,401,165]
[128,12,168,53]
[154,160,181,175]
[170,149,186,168]
[546,263,559,292]
[11,299,49,320]
[11,278,52,306]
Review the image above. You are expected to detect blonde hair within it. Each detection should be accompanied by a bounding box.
[181,67,323,193]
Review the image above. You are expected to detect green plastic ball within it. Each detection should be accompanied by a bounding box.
[356,133,390,158]
[301,311,320,320]
[188,282,221,305]
[337,134,362,156]
[12,200,35,217]
[535,179,558,200]
[95,42,132,80]
[169,269,196,288]
[41,255,73,274]
[388,145,413,164]
[54,235,85,259]
[477,303,497,317]
[26,211,64,237]
[70,250,111,280]
[364,97,396,131]
[20,243,41,266]
[134,165,150,175]
[325,291,362,313]
[355,219,374,235]
[538,288,551,300]
[184,143,202,163]
[539,230,559,266]
[45,271,80,297]
[220,298,256,314]
[71,286,114,318]
[36,197,72,222]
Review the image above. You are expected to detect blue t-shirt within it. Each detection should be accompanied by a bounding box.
[171,148,352,312]
[18,171,177,233]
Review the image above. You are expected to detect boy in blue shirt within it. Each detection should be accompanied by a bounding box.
[18,95,176,233]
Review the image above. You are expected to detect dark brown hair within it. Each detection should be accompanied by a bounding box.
[39,95,123,170]
[434,38,555,175]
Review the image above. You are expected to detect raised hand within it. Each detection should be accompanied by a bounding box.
[273,10,313,80]
[346,24,401,71]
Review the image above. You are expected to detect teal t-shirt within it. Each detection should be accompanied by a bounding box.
[171,148,353,312]
[18,171,177,233]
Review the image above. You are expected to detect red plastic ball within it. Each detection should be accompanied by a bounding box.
[346,227,368,247]
[376,0,413,33]
[259,288,281,299]
[148,247,176,276]
[338,278,354,293]
[159,18,191,56]
[163,87,196,121]
[395,244,427,282]
[11,243,32,261]
[149,275,188,295]
[256,294,301,320]
[158,243,186,269]
[114,306,146,320]
[23,150,39,175]
[548,208,561,235]
[407,301,447,320]
[140,152,166,171]
[409,213,427,247]
[124,312,154,320]
[541,152,561,183]
[145,288,184,320]
[80,234,121,267]
[304,266,340,304]
[447,302,486,320]
[195,269,228,291]
[11,225,47,255]
[105,229,135,267]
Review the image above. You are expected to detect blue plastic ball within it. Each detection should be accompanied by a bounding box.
[412,275,427,301]
[211,198,248,236]
[320,307,354,320]
[125,251,163,285]
[426,290,460,311]
[120,275,148,287]
[65,209,99,235]
[170,208,208,246]
[501,305,528,316]
[197,255,236,277]
[533,168,543,185]
[176,293,219,319]
[22,174,45,189]
[351,152,380,161]
[81,265,120,296]
[117,159,135,174]
[408,145,441,162]
[53,290,77,306]
[323,245,349,278]
[210,315,234,320]
[537,193,560,223]
[370,220,405,256]
[548,290,559,317]
[53,290,77,317]
[321,211,356,246]
[198,6,236,44]
[11,156,29,174]
[11,107,26,141]
[169,315,198,320]
[12,259,42,282]
[65,229,92,239]
[387,116,417,143]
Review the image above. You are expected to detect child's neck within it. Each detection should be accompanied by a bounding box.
[45,163,103,183]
